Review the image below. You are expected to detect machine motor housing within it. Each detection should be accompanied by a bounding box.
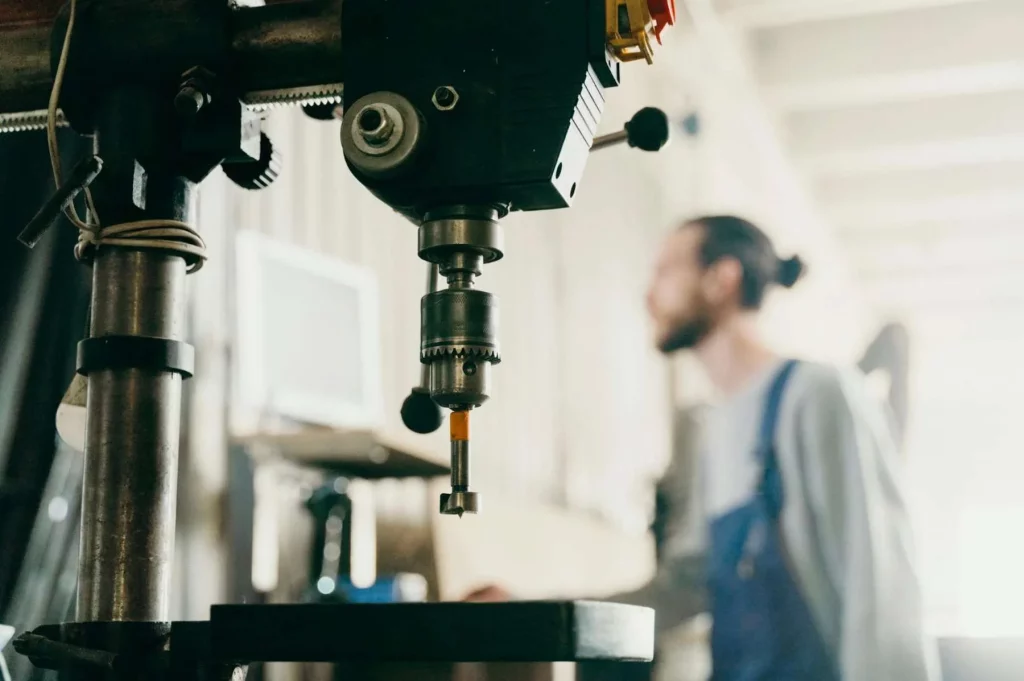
[341,0,620,219]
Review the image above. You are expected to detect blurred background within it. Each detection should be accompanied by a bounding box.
[2,0,1022,680]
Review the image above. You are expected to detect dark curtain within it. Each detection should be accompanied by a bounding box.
[0,129,91,614]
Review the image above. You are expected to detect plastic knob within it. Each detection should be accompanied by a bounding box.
[401,387,443,434]
[625,107,671,151]
[222,132,281,190]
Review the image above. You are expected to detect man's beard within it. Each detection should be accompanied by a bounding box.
[658,314,713,354]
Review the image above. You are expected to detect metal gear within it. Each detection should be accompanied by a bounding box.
[221,132,281,190]
[421,346,501,363]
[0,110,67,134]
[242,84,344,112]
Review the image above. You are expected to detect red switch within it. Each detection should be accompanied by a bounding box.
[647,0,676,42]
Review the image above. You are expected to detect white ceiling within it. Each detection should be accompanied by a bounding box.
[715,0,1024,318]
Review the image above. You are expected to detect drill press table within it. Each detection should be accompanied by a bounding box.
[17,601,653,681]
[210,601,653,663]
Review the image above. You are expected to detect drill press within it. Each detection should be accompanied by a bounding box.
[339,0,675,514]
[1,0,673,675]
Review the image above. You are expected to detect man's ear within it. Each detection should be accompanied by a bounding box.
[701,257,744,306]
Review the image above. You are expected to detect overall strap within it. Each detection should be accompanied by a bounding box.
[757,359,800,519]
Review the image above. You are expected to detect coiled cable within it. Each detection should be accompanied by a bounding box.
[48,0,207,273]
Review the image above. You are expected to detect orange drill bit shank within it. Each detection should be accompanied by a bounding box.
[450,409,469,441]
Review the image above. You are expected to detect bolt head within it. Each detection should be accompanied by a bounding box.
[175,67,215,119]
[358,107,384,133]
[356,104,396,146]
[174,85,207,117]
[432,86,459,111]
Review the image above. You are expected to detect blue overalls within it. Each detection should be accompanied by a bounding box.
[708,360,840,681]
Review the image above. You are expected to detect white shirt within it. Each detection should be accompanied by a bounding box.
[613,360,941,681]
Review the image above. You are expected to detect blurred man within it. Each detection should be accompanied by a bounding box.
[469,215,939,681]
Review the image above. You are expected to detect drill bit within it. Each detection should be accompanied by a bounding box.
[440,410,479,516]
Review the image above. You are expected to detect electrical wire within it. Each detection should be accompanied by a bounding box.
[48,0,208,273]
[48,0,92,231]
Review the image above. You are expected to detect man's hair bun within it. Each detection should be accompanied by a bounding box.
[776,256,805,288]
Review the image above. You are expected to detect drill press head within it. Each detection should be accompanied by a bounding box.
[339,0,674,513]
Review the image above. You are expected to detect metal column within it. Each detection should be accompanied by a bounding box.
[78,249,189,622]
[76,90,195,620]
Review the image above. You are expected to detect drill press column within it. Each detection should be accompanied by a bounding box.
[76,91,196,622]
[80,247,188,622]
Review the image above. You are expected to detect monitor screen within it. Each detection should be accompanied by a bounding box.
[235,230,382,431]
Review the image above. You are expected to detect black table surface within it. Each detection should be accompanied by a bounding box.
[210,601,654,663]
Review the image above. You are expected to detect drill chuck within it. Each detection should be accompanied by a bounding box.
[421,289,499,409]
[427,355,493,411]
[421,289,500,356]
[418,211,503,412]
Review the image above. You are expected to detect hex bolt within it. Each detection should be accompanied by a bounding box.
[344,94,415,164]
[432,86,459,111]
[174,84,207,118]
[174,67,215,119]
[356,105,395,146]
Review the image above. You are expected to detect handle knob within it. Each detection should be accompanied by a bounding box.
[591,107,670,153]
[625,107,671,151]
[401,387,443,434]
